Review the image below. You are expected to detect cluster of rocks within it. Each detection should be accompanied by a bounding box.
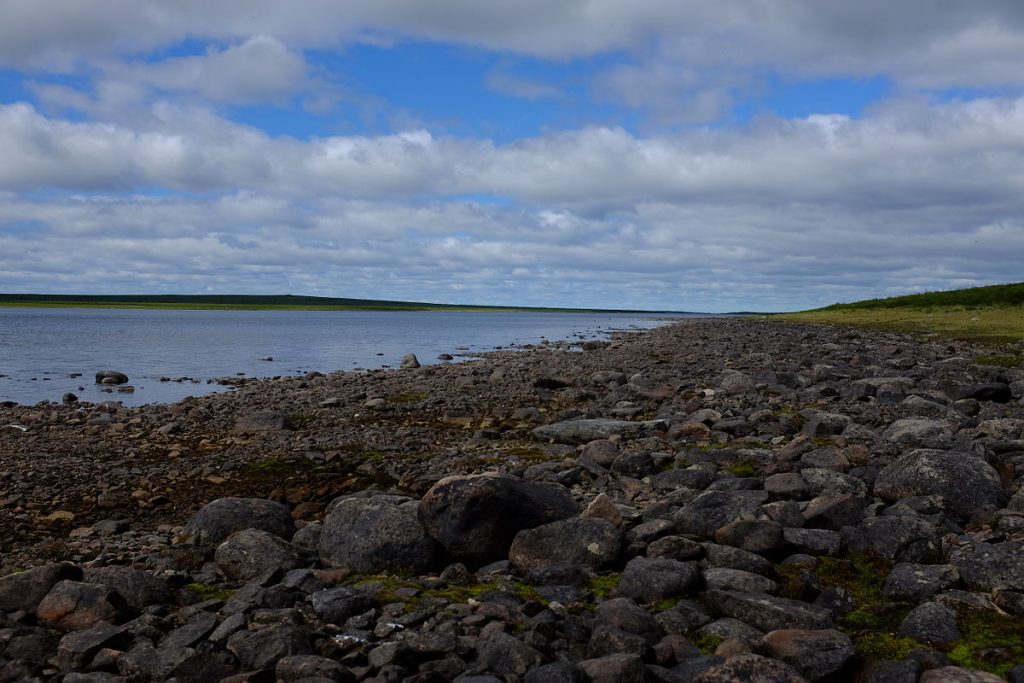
[2,317,1024,681]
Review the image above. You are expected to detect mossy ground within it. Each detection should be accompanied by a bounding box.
[775,556,1024,677]
[184,582,236,602]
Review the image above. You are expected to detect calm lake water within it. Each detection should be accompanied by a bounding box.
[0,308,687,407]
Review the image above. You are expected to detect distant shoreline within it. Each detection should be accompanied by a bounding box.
[0,293,687,315]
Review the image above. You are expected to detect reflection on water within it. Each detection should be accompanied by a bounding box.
[0,308,690,406]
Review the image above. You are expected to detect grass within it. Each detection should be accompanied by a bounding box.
[587,572,623,598]
[778,306,1024,344]
[775,281,1024,344]
[184,582,236,602]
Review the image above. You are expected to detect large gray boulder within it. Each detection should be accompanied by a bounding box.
[215,529,303,581]
[762,629,854,681]
[953,541,1024,591]
[418,474,579,566]
[509,517,620,572]
[673,490,769,539]
[873,449,1006,518]
[320,495,438,574]
[183,497,294,546]
[0,562,82,613]
[532,418,666,445]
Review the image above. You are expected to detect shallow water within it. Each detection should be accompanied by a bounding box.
[0,308,690,406]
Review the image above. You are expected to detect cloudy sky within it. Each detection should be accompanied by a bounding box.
[1,2,1023,312]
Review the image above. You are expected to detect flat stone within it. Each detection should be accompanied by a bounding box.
[762,628,854,680]
[616,556,700,602]
[703,590,833,632]
[532,418,666,445]
[509,517,620,572]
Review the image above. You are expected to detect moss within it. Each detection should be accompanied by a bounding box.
[184,582,235,602]
[695,633,723,654]
[811,437,836,447]
[390,391,428,403]
[504,446,555,463]
[947,608,1024,677]
[853,632,920,661]
[722,461,757,477]
[588,572,623,598]
[651,598,679,611]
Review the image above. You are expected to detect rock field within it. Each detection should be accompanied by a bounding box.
[2,317,1024,682]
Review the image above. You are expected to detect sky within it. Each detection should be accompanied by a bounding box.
[1,2,1023,312]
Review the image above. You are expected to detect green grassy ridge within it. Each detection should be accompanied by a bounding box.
[818,282,1024,311]
[0,293,680,314]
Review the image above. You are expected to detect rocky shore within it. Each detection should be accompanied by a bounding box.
[2,317,1024,682]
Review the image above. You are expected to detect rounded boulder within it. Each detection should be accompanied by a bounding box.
[418,474,579,566]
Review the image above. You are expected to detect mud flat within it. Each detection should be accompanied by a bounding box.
[2,317,1024,681]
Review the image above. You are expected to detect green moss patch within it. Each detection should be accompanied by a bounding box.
[588,572,623,598]
[184,582,235,602]
[948,608,1024,677]
[975,354,1024,368]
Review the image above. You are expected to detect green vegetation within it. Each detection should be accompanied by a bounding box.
[695,632,723,654]
[184,582,235,602]
[587,572,623,598]
[774,556,1024,676]
[722,461,758,477]
[349,574,546,609]
[777,282,1024,343]
[975,353,1024,368]
[389,391,428,403]
[947,609,1024,677]
[0,292,670,314]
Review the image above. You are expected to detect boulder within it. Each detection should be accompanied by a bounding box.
[873,449,1006,519]
[509,517,621,572]
[400,353,421,369]
[319,495,438,574]
[898,602,960,646]
[418,474,578,566]
[615,557,700,603]
[0,562,82,613]
[953,541,1024,591]
[844,515,941,563]
[183,497,294,545]
[215,528,303,581]
[959,383,1012,403]
[703,590,834,632]
[693,653,808,682]
[532,418,666,445]
[673,490,769,538]
[577,653,647,683]
[81,566,171,613]
[94,370,128,385]
[882,419,954,447]
[226,624,313,671]
[37,580,132,631]
[882,563,959,602]
[762,629,854,681]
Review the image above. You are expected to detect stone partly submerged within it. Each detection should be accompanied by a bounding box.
[1,317,1023,681]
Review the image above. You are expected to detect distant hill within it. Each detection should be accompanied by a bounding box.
[818,282,1024,311]
[0,293,684,314]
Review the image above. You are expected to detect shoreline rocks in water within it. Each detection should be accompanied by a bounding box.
[2,317,1024,681]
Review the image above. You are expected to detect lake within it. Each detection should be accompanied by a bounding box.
[0,308,687,407]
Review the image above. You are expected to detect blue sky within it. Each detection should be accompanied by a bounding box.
[1,1,1023,312]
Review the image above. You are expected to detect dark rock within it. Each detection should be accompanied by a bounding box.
[673,490,769,539]
[919,666,1005,682]
[692,653,808,682]
[898,602,960,646]
[320,495,437,574]
[161,611,218,650]
[418,474,579,566]
[861,659,921,683]
[577,653,647,683]
[532,418,666,445]
[509,517,620,572]
[234,411,294,431]
[215,528,303,581]
[703,568,777,594]
[954,541,1024,591]
[883,563,959,602]
[82,566,171,613]
[873,449,1006,519]
[883,419,954,447]
[802,493,868,530]
[704,543,773,576]
[226,624,313,670]
[183,497,294,545]
[782,528,841,557]
[54,623,131,671]
[616,557,700,603]
[0,562,82,613]
[844,515,941,563]
[36,580,132,631]
[476,631,543,676]
[960,383,1012,403]
[611,451,659,478]
[524,661,585,683]
[95,370,129,384]
[713,519,784,555]
[595,597,664,644]
[166,650,240,682]
[703,590,834,632]
[762,628,854,680]
[310,585,375,624]
[274,655,354,679]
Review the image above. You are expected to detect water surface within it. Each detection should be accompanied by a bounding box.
[0,308,686,406]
